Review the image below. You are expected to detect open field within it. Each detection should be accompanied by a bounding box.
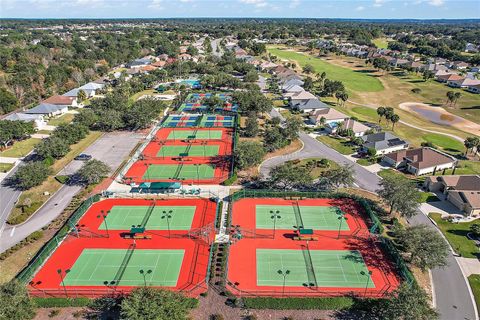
[268,46,384,92]
[372,38,389,49]
[429,213,479,259]
[0,138,41,158]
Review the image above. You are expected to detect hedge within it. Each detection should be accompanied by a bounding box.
[222,173,237,186]
[243,297,354,310]
[33,297,91,308]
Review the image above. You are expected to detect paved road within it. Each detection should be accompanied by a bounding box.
[0,131,143,253]
[263,108,477,320]
[0,165,22,237]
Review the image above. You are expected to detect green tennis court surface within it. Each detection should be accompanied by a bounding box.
[157,145,219,157]
[143,164,215,180]
[255,205,349,230]
[99,205,196,230]
[63,249,184,287]
[256,249,373,288]
[167,130,223,140]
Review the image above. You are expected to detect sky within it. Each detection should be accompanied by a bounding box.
[1,0,479,19]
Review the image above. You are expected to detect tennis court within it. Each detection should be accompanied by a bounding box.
[143,164,215,180]
[256,249,373,288]
[63,248,184,287]
[167,129,223,140]
[157,145,219,157]
[99,205,196,230]
[255,205,349,230]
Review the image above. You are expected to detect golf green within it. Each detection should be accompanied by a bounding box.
[255,205,349,230]
[256,249,373,288]
[99,205,196,230]
[63,249,184,287]
[157,145,219,157]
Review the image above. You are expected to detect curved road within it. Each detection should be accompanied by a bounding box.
[262,108,477,320]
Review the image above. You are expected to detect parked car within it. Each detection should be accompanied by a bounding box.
[74,154,92,161]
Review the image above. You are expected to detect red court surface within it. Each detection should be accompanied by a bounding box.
[227,198,401,297]
[154,127,233,142]
[28,198,217,298]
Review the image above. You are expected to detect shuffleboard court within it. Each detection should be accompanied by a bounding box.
[99,205,196,230]
[143,164,215,180]
[157,145,219,157]
[63,249,184,287]
[256,249,373,288]
[167,130,223,140]
[255,205,349,230]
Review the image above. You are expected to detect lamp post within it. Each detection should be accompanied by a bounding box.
[97,210,110,238]
[57,268,70,298]
[139,269,153,286]
[162,210,173,238]
[144,162,150,181]
[277,269,290,297]
[270,210,281,239]
[360,270,373,297]
[160,141,166,159]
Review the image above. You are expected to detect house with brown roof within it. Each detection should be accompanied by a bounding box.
[42,95,78,107]
[326,118,370,137]
[152,60,166,68]
[449,78,480,89]
[309,108,348,125]
[435,73,461,83]
[424,175,480,216]
[383,147,457,176]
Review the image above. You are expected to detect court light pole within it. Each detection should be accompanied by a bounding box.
[97,210,109,238]
[139,269,153,287]
[277,269,290,297]
[144,163,150,181]
[160,141,166,159]
[162,210,173,238]
[360,270,373,297]
[270,210,281,239]
[57,268,70,298]
[337,214,347,240]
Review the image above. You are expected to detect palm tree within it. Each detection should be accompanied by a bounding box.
[464,137,480,155]
[453,92,462,107]
[390,114,400,130]
[335,91,342,106]
[317,72,327,90]
[376,106,386,123]
[340,92,349,107]
[446,91,455,106]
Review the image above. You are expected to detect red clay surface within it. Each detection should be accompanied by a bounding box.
[227,198,401,297]
[28,198,217,298]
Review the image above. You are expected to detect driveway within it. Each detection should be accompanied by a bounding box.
[0,131,143,253]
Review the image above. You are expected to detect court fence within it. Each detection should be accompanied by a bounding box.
[16,194,101,285]
[227,189,416,288]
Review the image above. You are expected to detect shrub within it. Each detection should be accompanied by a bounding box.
[243,297,354,310]
[33,297,91,308]
[55,175,69,184]
[48,309,60,318]
[411,88,422,94]
[210,314,224,320]
[223,173,237,186]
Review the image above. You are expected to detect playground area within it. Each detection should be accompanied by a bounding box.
[27,198,217,297]
[226,197,400,297]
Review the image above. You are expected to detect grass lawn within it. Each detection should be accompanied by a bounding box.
[260,72,271,79]
[316,135,355,155]
[468,274,480,311]
[7,131,103,225]
[287,157,339,179]
[0,163,14,172]
[377,169,425,184]
[129,89,156,103]
[372,38,389,49]
[429,212,480,258]
[0,138,41,158]
[418,191,439,203]
[420,133,464,154]
[47,113,75,126]
[267,46,384,92]
[434,160,480,175]
[279,109,293,118]
[356,158,376,166]
[351,106,379,119]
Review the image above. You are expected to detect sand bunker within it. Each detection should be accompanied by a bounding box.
[399,102,480,136]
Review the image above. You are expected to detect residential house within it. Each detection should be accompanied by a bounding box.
[309,107,348,125]
[294,98,329,113]
[326,118,370,137]
[405,61,425,71]
[178,53,193,61]
[383,147,457,176]
[465,43,479,53]
[63,82,105,98]
[466,84,480,94]
[424,175,480,216]
[448,78,480,88]
[436,73,462,83]
[42,95,78,107]
[389,58,409,68]
[283,84,304,94]
[157,54,169,61]
[448,61,469,70]
[287,90,317,107]
[260,61,278,70]
[24,103,68,117]
[4,113,47,129]
[152,60,167,68]
[126,57,152,68]
[281,78,304,89]
[360,132,408,155]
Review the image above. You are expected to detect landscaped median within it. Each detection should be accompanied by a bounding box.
[428,212,480,258]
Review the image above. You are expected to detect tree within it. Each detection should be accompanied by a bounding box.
[453,92,461,107]
[244,114,259,137]
[383,283,438,320]
[372,57,389,74]
[269,162,313,190]
[0,88,19,114]
[76,159,110,185]
[367,147,377,158]
[35,137,70,159]
[316,71,327,90]
[120,287,197,320]
[0,120,35,148]
[390,114,400,130]
[422,70,434,82]
[8,161,51,190]
[244,70,259,83]
[463,136,479,155]
[377,175,421,217]
[0,281,36,320]
[74,108,99,128]
[322,79,345,96]
[302,64,314,74]
[376,106,385,123]
[77,89,87,102]
[321,164,355,189]
[283,115,303,140]
[235,141,265,169]
[470,224,480,237]
[446,91,455,106]
[396,225,449,270]
[263,126,286,152]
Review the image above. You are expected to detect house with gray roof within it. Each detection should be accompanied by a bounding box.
[281,78,304,88]
[294,98,329,112]
[24,103,68,117]
[63,82,105,98]
[127,57,152,68]
[4,113,47,129]
[360,132,408,155]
